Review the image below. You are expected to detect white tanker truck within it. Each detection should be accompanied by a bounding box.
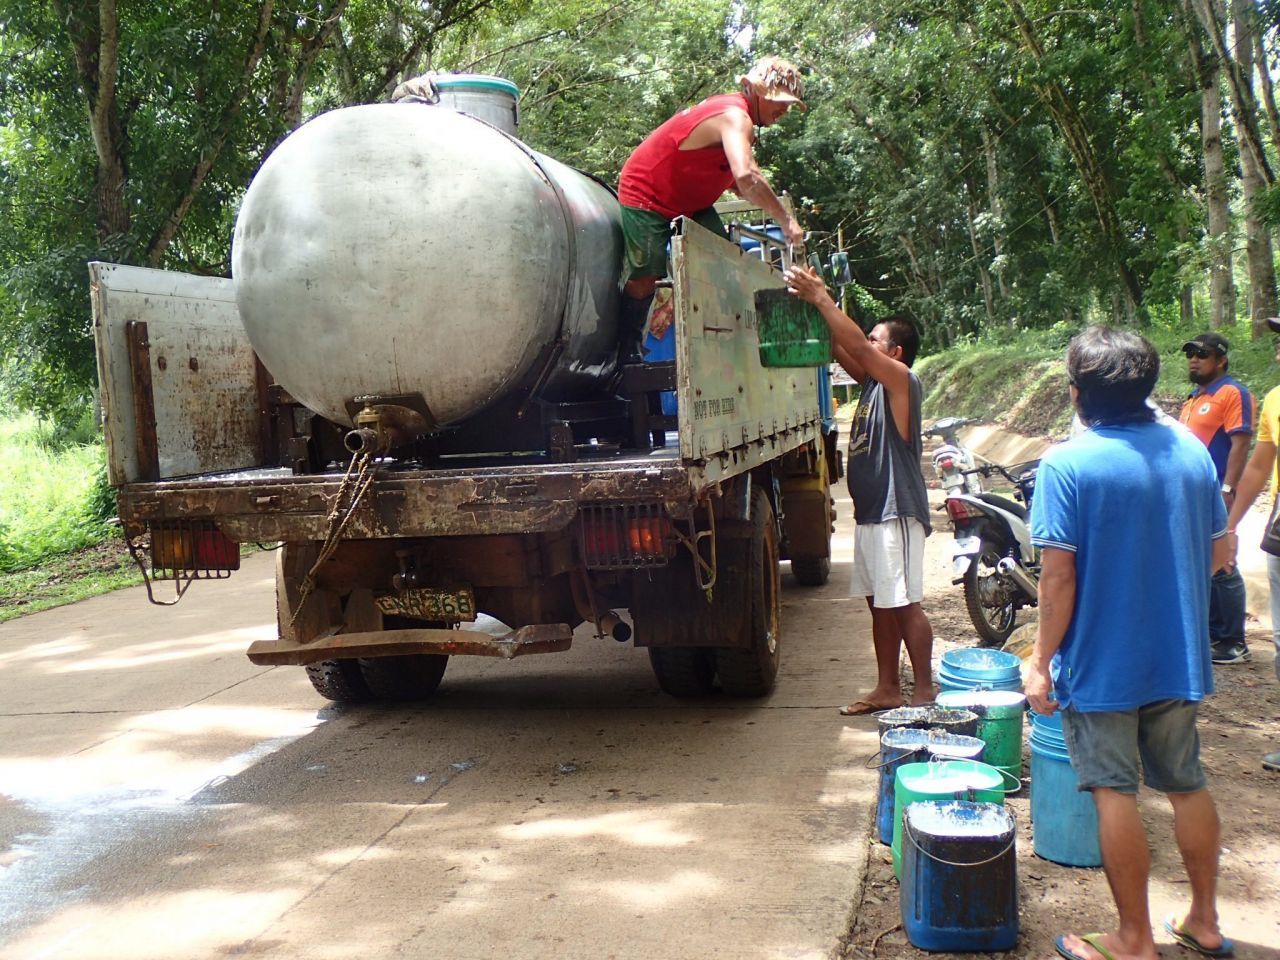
[91,75,837,701]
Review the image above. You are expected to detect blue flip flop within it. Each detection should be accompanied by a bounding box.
[1163,917,1234,958]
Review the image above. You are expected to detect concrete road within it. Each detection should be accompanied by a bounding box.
[0,500,879,960]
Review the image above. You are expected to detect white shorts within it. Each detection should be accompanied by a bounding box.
[850,517,926,608]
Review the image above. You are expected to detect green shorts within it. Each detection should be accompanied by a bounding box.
[621,205,725,282]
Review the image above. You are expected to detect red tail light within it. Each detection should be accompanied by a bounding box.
[580,504,672,569]
[946,498,981,522]
[938,456,955,471]
[149,521,240,579]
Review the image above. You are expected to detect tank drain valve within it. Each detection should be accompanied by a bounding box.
[345,404,391,455]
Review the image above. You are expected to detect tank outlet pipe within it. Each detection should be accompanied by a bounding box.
[995,557,1039,598]
[344,404,392,455]
[344,427,381,455]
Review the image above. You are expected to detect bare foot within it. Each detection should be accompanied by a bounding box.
[909,684,937,706]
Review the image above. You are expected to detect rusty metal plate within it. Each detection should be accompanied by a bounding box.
[92,262,263,485]
[375,587,478,622]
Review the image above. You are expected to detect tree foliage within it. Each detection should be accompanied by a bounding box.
[3,0,1280,419]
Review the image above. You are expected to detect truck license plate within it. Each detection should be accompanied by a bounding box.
[376,588,477,622]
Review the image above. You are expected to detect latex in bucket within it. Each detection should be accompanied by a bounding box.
[1029,712,1102,867]
[901,801,1018,952]
[876,706,981,740]
[875,729,987,845]
[892,759,1013,879]
[936,690,1027,780]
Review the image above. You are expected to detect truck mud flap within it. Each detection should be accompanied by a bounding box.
[247,622,573,665]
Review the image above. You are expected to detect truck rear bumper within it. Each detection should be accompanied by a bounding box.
[118,455,692,541]
[247,622,574,665]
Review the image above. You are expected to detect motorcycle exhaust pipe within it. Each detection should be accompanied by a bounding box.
[996,557,1039,598]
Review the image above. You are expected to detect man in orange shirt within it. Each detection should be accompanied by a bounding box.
[1179,332,1255,664]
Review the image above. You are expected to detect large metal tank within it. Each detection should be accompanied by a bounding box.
[232,92,621,431]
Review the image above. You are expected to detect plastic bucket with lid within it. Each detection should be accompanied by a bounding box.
[892,759,1014,879]
[936,690,1027,780]
[874,728,986,845]
[900,800,1019,952]
[1028,711,1102,867]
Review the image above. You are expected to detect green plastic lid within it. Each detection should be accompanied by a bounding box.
[432,74,519,99]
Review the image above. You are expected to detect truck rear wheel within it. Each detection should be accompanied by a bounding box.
[648,647,717,698]
[358,654,449,701]
[305,659,372,703]
[715,488,781,697]
[789,557,831,586]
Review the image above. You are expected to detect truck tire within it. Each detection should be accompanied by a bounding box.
[790,557,831,586]
[648,647,717,698]
[358,654,449,701]
[305,659,372,703]
[715,488,781,697]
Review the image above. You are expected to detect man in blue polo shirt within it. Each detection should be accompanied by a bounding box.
[1027,328,1232,960]
[1179,331,1255,665]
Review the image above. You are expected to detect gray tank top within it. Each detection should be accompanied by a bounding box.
[846,374,932,534]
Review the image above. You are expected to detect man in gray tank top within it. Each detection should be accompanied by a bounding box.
[785,265,936,714]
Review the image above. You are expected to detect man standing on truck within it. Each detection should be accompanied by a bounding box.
[616,57,807,362]
[784,265,936,713]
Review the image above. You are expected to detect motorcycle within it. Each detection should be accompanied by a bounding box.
[944,460,1041,647]
[924,417,985,497]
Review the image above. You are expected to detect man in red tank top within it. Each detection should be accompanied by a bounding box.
[615,57,807,362]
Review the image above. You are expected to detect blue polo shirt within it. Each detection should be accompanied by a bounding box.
[1030,419,1224,711]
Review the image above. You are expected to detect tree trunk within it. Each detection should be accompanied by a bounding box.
[1229,0,1279,335]
[1004,0,1145,322]
[981,126,1011,302]
[146,0,276,265]
[54,0,130,243]
[965,193,997,325]
[1185,0,1236,328]
[1252,24,1280,153]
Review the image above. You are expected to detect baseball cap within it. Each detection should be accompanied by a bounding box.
[1182,332,1229,356]
[1267,317,1280,334]
[742,57,807,110]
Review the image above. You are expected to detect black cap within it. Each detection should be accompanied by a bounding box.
[1182,332,1229,356]
[1267,317,1280,335]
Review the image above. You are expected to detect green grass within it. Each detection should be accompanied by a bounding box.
[0,416,115,573]
[0,535,142,623]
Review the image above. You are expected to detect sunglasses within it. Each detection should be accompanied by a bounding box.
[1184,348,1215,360]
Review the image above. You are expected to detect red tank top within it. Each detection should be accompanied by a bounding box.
[618,93,751,219]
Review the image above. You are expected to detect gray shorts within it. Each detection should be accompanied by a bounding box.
[1059,699,1207,795]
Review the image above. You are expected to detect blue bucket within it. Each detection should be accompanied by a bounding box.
[940,649,1022,682]
[901,800,1019,952]
[875,728,987,845]
[1028,712,1102,867]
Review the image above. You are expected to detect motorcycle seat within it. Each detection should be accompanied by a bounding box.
[975,492,1026,521]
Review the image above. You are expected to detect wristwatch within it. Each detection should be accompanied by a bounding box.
[1222,483,1235,495]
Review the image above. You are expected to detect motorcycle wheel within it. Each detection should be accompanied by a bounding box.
[962,547,1018,647]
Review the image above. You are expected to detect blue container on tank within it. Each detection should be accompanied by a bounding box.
[900,800,1019,952]
[876,728,987,845]
[1029,712,1102,867]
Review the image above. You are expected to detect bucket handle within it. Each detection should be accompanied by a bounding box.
[864,746,927,769]
[904,814,1018,869]
[922,755,1023,795]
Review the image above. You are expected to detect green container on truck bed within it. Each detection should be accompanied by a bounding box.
[754,288,833,368]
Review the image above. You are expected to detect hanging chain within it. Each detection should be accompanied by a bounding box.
[289,449,378,625]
